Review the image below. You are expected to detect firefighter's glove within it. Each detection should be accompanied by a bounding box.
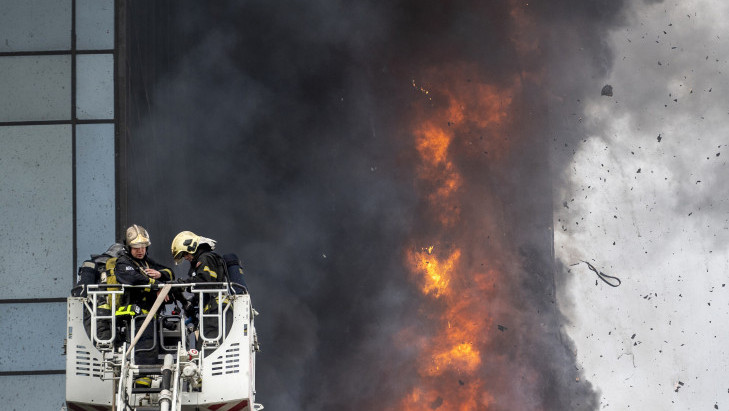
[169,287,188,305]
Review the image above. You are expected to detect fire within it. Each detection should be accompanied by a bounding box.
[429,342,480,375]
[384,2,555,409]
[408,248,460,297]
[400,385,495,411]
[396,63,519,409]
[410,66,517,229]
[413,121,463,226]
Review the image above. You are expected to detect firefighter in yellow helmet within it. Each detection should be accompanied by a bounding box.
[171,231,225,281]
[115,224,174,365]
[171,231,230,349]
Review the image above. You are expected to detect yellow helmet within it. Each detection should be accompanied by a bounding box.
[171,231,217,264]
[125,224,151,248]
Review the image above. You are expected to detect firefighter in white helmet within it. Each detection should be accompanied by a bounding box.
[171,231,230,350]
[116,224,174,300]
[115,224,174,366]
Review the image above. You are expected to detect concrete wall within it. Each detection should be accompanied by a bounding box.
[0,0,116,408]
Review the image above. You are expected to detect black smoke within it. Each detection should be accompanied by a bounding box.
[123,1,628,409]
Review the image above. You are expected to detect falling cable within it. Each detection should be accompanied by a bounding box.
[572,260,622,287]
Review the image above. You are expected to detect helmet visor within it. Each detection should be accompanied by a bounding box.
[173,250,188,265]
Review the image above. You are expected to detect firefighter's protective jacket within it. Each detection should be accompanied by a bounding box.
[177,248,227,312]
[115,253,173,312]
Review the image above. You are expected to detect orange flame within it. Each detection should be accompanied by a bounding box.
[391,3,547,409]
[397,63,519,410]
[408,248,460,297]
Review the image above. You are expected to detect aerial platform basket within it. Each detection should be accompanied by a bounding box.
[64,282,262,411]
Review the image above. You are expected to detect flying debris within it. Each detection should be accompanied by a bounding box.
[601,84,613,97]
[572,260,622,287]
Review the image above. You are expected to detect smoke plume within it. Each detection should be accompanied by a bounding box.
[124,1,631,409]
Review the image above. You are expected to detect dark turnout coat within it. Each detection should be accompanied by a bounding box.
[115,252,173,311]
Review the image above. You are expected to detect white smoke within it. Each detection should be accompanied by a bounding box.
[555,1,729,409]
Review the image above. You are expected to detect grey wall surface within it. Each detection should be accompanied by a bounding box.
[0,125,73,299]
[0,0,116,409]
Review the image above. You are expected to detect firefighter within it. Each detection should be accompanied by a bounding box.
[115,224,173,366]
[170,231,231,350]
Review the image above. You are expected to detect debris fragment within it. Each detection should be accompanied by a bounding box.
[657,134,662,142]
[574,260,622,287]
[601,85,613,97]
[498,325,508,332]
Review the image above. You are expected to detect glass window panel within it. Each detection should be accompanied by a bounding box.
[76,54,114,120]
[0,0,71,52]
[76,0,114,50]
[0,302,66,371]
[76,124,116,267]
[0,55,72,122]
[0,125,73,299]
[0,374,65,409]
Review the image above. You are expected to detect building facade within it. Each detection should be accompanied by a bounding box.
[0,1,119,408]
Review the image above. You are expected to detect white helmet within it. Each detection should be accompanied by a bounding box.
[125,224,151,248]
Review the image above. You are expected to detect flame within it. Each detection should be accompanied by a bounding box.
[390,3,549,409]
[410,65,518,230]
[408,247,460,297]
[396,59,522,409]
